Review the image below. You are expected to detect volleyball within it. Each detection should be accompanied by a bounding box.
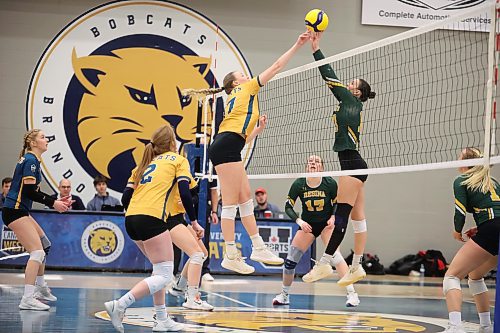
[305,9,329,32]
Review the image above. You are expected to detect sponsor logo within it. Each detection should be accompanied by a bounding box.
[81,220,124,264]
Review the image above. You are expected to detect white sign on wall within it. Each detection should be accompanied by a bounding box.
[362,0,494,31]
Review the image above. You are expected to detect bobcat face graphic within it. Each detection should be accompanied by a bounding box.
[72,47,213,178]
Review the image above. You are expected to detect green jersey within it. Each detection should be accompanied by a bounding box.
[285,177,337,224]
[313,49,363,152]
[453,175,500,232]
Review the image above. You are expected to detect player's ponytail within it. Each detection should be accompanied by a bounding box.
[182,71,239,98]
[460,147,493,194]
[133,124,177,186]
[19,129,41,160]
[358,79,375,102]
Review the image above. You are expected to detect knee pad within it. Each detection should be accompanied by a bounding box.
[221,205,238,220]
[238,199,254,218]
[330,251,345,266]
[41,235,51,256]
[351,219,367,233]
[284,246,304,275]
[468,278,488,296]
[29,250,45,264]
[146,261,173,294]
[443,275,461,295]
[189,252,206,266]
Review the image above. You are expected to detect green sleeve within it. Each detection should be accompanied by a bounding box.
[453,177,467,232]
[285,180,301,221]
[313,49,357,104]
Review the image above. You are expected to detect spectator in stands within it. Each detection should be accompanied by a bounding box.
[86,175,121,211]
[0,177,12,208]
[51,179,85,210]
[254,187,280,218]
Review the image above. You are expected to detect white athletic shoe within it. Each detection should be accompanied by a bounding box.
[250,245,284,265]
[478,325,493,333]
[19,295,50,311]
[152,315,184,332]
[441,323,466,333]
[221,253,255,274]
[202,273,215,281]
[34,285,57,301]
[338,265,366,287]
[183,295,214,311]
[104,300,125,333]
[272,292,290,306]
[346,292,360,307]
[302,263,333,283]
[168,283,186,298]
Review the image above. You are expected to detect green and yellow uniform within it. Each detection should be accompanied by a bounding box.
[314,49,363,152]
[126,152,197,221]
[218,77,262,137]
[285,177,337,224]
[453,175,500,232]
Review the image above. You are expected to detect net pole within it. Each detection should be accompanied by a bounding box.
[493,6,500,333]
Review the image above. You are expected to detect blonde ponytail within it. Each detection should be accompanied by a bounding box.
[19,129,41,160]
[182,71,239,99]
[460,147,492,194]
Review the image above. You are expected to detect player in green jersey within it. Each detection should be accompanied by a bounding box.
[442,148,499,333]
[272,155,360,307]
[304,32,376,286]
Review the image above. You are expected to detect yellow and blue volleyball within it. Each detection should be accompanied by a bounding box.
[305,9,329,32]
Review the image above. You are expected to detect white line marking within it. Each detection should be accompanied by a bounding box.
[206,291,255,308]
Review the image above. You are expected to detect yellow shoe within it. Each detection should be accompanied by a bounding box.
[221,253,255,274]
[337,265,366,287]
[302,263,333,283]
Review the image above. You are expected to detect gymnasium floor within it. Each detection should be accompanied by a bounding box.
[0,269,494,333]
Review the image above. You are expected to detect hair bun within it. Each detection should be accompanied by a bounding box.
[369,91,376,99]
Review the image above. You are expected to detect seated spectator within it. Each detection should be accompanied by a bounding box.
[86,175,121,211]
[51,179,85,210]
[0,177,12,208]
[254,187,281,218]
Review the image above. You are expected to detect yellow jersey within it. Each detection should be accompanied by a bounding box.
[126,152,197,220]
[218,77,262,137]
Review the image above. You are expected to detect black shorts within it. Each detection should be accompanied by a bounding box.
[2,208,29,226]
[209,132,245,167]
[471,217,500,255]
[300,222,329,238]
[125,214,185,241]
[338,150,368,182]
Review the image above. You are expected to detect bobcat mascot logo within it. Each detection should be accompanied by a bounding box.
[89,228,117,256]
[81,220,124,264]
[27,1,251,203]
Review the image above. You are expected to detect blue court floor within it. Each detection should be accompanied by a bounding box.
[0,269,495,333]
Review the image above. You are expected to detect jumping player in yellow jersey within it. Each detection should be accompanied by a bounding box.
[104,124,202,332]
[441,148,499,333]
[183,31,311,274]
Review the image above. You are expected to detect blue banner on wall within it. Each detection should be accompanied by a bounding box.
[0,211,311,274]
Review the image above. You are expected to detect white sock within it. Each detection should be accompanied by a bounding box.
[225,241,238,258]
[177,275,188,290]
[187,286,199,300]
[352,254,363,268]
[282,285,290,294]
[118,292,135,310]
[319,253,333,265]
[24,284,36,297]
[479,312,491,327]
[346,285,355,293]
[154,304,167,321]
[449,311,462,326]
[35,275,46,287]
[250,234,265,248]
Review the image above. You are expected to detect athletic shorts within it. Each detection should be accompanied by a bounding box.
[2,207,29,227]
[338,149,368,182]
[125,214,185,241]
[209,132,245,167]
[300,222,329,238]
[471,217,500,255]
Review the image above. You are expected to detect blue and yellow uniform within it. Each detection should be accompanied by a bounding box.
[126,152,197,221]
[4,153,42,211]
[218,77,262,137]
[453,175,500,255]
